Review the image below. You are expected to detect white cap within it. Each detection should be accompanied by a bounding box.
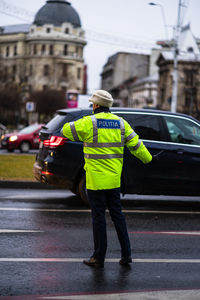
[89,90,113,107]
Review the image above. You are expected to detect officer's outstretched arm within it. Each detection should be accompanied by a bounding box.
[124,120,152,164]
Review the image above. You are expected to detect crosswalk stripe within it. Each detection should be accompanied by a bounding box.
[0,207,200,214]
[0,229,43,233]
[129,231,200,236]
[0,258,200,263]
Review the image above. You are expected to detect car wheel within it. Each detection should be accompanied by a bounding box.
[78,175,89,206]
[20,141,30,153]
[7,149,14,152]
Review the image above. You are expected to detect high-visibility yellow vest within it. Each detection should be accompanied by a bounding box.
[62,112,152,190]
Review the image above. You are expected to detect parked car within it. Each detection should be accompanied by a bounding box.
[34,108,200,204]
[1,123,43,153]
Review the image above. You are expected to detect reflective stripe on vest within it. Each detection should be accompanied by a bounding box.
[125,131,137,143]
[84,153,124,159]
[84,115,125,148]
[70,122,79,141]
[129,139,142,151]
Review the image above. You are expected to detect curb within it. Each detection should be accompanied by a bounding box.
[0,180,63,190]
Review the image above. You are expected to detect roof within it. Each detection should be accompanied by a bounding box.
[158,51,200,63]
[33,0,81,27]
[132,73,158,86]
[0,24,30,35]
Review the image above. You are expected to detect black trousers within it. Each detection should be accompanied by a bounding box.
[87,188,131,264]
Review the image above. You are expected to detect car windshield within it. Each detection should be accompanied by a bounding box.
[19,124,40,134]
[45,112,77,131]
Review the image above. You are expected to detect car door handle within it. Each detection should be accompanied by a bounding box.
[177,148,184,154]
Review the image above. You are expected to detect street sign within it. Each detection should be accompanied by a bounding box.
[26,102,35,112]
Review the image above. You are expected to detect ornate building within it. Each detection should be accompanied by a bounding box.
[0,0,87,101]
[157,25,200,118]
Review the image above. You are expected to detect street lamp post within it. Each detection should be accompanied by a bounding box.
[149,1,183,113]
[148,2,169,40]
[171,0,182,113]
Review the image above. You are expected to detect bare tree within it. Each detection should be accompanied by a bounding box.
[31,89,66,123]
[0,86,20,126]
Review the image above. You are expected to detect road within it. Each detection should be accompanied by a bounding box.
[0,189,200,299]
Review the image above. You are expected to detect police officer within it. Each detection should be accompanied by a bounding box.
[62,90,152,268]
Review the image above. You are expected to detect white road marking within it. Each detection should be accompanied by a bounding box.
[0,258,200,263]
[0,229,43,233]
[0,207,90,213]
[129,231,200,236]
[40,289,200,300]
[0,207,200,214]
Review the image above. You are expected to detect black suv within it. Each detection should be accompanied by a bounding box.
[34,108,200,203]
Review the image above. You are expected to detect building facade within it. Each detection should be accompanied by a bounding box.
[157,52,200,117]
[128,73,158,108]
[101,52,149,106]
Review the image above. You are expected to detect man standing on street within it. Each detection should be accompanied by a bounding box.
[62,90,152,268]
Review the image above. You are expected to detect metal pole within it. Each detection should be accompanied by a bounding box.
[148,2,169,40]
[171,0,182,113]
[159,4,169,41]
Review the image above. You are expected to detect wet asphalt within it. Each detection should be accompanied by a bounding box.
[0,189,200,299]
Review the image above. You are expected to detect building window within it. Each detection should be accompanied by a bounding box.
[62,64,68,78]
[80,48,83,58]
[6,46,9,57]
[76,46,79,56]
[12,65,16,81]
[61,86,67,95]
[46,28,51,33]
[185,88,196,109]
[4,66,8,80]
[49,44,54,55]
[44,65,50,76]
[42,44,46,54]
[29,64,33,76]
[77,67,81,79]
[160,87,165,103]
[185,70,194,86]
[187,47,194,53]
[64,44,68,55]
[12,65,17,74]
[33,44,37,55]
[14,45,17,56]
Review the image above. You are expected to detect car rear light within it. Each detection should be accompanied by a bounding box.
[41,171,54,175]
[43,136,67,148]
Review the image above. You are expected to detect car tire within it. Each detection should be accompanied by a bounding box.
[7,149,14,152]
[78,175,89,206]
[20,141,30,153]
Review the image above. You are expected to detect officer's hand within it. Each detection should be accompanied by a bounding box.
[152,150,164,161]
[152,154,159,161]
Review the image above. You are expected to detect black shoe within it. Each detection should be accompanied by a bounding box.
[119,256,132,265]
[83,257,104,268]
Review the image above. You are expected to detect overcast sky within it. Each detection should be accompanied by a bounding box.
[0,0,199,93]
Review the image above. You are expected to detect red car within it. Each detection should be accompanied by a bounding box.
[0,123,43,153]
